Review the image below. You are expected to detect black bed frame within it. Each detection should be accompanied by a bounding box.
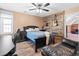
[23,26,46,52]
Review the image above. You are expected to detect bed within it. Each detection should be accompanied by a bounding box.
[23,26,46,52]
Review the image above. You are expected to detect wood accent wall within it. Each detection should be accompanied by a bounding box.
[43,11,65,36]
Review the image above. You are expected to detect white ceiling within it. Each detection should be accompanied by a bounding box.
[0,3,79,17]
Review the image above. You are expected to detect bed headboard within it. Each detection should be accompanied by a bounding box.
[23,26,39,31]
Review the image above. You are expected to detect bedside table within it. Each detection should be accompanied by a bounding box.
[50,32,63,44]
[53,35,62,44]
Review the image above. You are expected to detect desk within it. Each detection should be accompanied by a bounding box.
[0,35,14,56]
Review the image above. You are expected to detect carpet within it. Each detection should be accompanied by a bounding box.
[15,41,42,56]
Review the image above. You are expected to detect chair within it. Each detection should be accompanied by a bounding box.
[41,37,79,56]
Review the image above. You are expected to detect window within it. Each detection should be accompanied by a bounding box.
[0,10,13,34]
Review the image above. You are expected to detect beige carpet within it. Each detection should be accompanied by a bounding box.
[15,41,42,56]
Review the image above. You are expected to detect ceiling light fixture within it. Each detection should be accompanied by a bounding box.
[29,3,50,13]
[36,9,42,13]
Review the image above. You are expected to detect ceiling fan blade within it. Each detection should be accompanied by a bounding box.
[32,3,37,6]
[42,9,49,12]
[29,8,36,11]
[44,3,50,7]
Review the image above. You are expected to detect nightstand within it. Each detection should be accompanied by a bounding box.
[53,35,62,44]
[50,33,63,44]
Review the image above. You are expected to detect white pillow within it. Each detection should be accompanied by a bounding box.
[34,28,39,31]
[26,29,29,32]
[26,28,34,32]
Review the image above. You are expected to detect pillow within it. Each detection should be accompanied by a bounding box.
[26,28,34,32]
[26,29,29,32]
[34,28,39,31]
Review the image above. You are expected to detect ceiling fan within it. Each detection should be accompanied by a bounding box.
[29,3,50,13]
